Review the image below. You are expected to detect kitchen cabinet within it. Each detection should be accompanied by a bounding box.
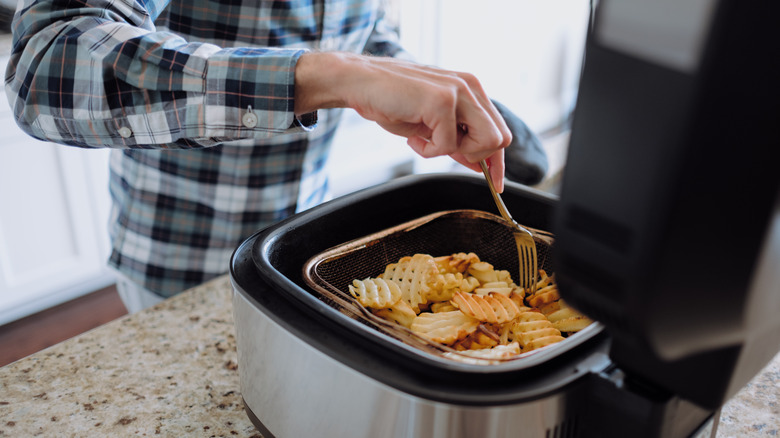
[0,53,115,326]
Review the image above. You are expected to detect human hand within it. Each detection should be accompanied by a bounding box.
[294,52,512,191]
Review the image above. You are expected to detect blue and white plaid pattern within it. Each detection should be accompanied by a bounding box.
[5,0,405,295]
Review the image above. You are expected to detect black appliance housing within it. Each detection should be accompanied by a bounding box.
[553,0,780,410]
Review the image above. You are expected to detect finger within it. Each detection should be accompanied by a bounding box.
[454,101,506,159]
[452,73,512,150]
[459,76,511,147]
[486,150,506,193]
[412,72,499,159]
[485,99,513,148]
[475,95,512,150]
[449,149,505,192]
[449,152,481,172]
[421,93,459,158]
[407,136,430,155]
[377,120,432,141]
[457,125,502,161]
[452,122,499,165]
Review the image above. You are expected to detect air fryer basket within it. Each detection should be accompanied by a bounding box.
[303,209,584,363]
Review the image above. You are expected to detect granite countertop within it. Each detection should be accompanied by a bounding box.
[0,275,778,437]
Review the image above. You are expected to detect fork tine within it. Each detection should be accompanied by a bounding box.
[524,248,532,288]
[527,246,537,294]
[518,236,536,294]
[479,159,539,295]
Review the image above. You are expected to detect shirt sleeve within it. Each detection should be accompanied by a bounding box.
[362,2,413,61]
[4,0,317,149]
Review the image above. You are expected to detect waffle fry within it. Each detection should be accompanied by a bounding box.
[535,269,551,286]
[509,310,565,352]
[524,335,567,351]
[467,261,511,285]
[552,317,592,333]
[548,301,592,333]
[537,300,562,316]
[434,252,480,274]
[430,302,458,313]
[442,342,522,365]
[348,252,593,363]
[452,324,501,350]
[426,272,464,302]
[348,278,401,309]
[381,254,441,312]
[371,299,417,329]
[533,293,592,334]
[474,281,514,297]
[461,276,481,293]
[525,271,561,308]
[451,291,523,324]
[545,306,580,322]
[526,287,560,308]
[509,289,526,309]
[410,310,480,344]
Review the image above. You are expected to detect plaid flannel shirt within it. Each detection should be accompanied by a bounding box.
[5,0,406,296]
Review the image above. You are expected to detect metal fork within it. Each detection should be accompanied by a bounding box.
[479,160,538,295]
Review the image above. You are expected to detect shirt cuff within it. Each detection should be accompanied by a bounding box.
[202,46,314,137]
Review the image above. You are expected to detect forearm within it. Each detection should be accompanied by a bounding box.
[294,51,512,190]
[6,1,313,149]
[293,52,351,116]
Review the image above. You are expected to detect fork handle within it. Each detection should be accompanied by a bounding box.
[479,160,514,223]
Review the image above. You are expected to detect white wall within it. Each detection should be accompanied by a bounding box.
[327,0,591,194]
[398,0,590,133]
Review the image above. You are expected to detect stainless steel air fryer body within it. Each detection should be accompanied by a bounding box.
[233,291,582,438]
[230,174,719,438]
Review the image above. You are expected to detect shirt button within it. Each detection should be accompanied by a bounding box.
[118,126,132,138]
[242,111,258,128]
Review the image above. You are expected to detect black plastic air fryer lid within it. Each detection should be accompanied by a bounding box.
[551,0,780,410]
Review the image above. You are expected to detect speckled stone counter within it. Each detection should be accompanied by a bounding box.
[0,275,777,437]
[0,276,255,437]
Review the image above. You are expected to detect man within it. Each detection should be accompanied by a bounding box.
[5,0,517,312]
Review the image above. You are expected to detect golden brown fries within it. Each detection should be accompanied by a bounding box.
[380,254,440,312]
[370,299,417,329]
[349,277,402,309]
[451,291,523,324]
[410,311,480,344]
[348,253,593,363]
[508,310,565,352]
[442,342,521,365]
[535,298,592,335]
[434,252,480,275]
